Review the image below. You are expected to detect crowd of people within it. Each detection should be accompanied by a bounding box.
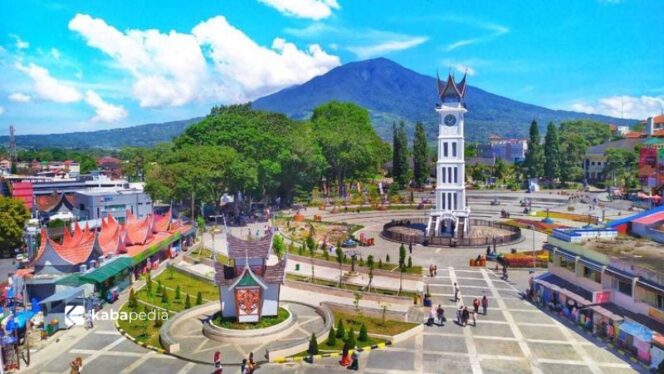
[426,283,490,329]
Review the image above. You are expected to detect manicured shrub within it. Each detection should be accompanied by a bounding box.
[175,285,181,300]
[346,327,356,347]
[184,293,191,309]
[336,319,345,339]
[309,333,319,354]
[196,291,203,305]
[358,323,368,342]
[327,326,336,346]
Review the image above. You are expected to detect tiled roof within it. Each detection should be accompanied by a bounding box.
[227,232,273,259]
[153,209,171,233]
[264,256,287,284]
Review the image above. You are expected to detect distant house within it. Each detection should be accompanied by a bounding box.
[478,135,527,163]
[584,138,643,181]
[97,156,122,178]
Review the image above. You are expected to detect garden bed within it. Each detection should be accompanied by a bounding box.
[116,301,171,349]
[210,307,289,330]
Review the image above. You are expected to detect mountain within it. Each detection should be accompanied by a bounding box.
[2,58,634,149]
[253,57,635,142]
[0,118,202,149]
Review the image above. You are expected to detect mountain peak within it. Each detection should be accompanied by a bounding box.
[253,58,632,141]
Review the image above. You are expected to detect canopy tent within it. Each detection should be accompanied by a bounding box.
[38,286,85,305]
[79,257,133,284]
[619,319,654,342]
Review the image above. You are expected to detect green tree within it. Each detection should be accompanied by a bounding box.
[358,323,368,342]
[161,290,169,305]
[175,285,181,300]
[392,121,409,187]
[524,120,545,179]
[604,148,637,187]
[311,102,387,196]
[184,293,191,309]
[544,122,561,183]
[346,327,356,347]
[367,255,375,292]
[327,326,337,346]
[494,158,509,181]
[196,291,203,305]
[336,319,346,339]
[413,122,429,187]
[272,234,286,259]
[407,256,413,268]
[309,333,319,354]
[336,246,344,287]
[559,133,587,185]
[0,197,30,254]
[398,244,406,295]
[128,288,137,309]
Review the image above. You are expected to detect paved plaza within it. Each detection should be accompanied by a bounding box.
[23,193,646,374]
[26,266,644,374]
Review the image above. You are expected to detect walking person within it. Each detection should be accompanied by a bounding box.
[457,305,463,325]
[472,298,480,314]
[247,352,255,373]
[462,307,470,327]
[307,334,317,364]
[482,295,488,315]
[409,241,413,254]
[240,359,248,374]
[472,310,478,327]
[339,342,351,367]
[426,307,435,326]
[213,351,223,374]
[453,282,459,302]
[436,304,445,326]
[69,357,83,374]
[348,346,359,370]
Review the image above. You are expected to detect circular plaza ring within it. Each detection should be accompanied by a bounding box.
[381,218,522,248]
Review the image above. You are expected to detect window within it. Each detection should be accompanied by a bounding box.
[454,168,458,183]
[442,194,445,209]
[452,142,457,157]
[454,193,458,210]
[447,193,452,210]
[612,278,632,296]
[442,167,446,183]
[443,143,448,157]
[583,266,601,283]
[559,256,575,273]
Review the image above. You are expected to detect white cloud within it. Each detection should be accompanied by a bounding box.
[10,34,29,49]
[50,48,61,59]
[8,92,31,103]
[570,95,664,119]
[258,0,339,20]
[69,14,338,106]
[69,14,208,107]
[15,62,82,103]
[85,90,127,122]
[451,64,476,76]
[0,106,5,115]
[441,17,509,51]
[347,36,428,59]
[192,16,340,100]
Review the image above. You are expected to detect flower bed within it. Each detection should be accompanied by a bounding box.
[504,218,569,235]
[497,250,549,268]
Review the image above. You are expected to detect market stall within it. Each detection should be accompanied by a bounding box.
[617,319,654,364]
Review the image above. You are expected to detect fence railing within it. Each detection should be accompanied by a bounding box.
[382,218,522,247]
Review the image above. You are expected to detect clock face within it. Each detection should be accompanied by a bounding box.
[444,114,457,127]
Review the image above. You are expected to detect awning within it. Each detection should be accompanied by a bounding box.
[132,232,180,264]
[605,267,635,283]
[555,247,578,261]
[79,257,133,284]
[578,257,604,272]
[590,305,623,322]
[55,273,89,287]
[619,319,654,342]
[637,278,664,295]
[39,286,85,304]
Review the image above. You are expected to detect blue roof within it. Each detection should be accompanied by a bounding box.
[608,205,664,228]
[619,320,653,342]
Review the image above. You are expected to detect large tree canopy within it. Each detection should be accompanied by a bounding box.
[311,101,388,196]
[0,196,30,254]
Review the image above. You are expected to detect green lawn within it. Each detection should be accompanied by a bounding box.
[117,302,171,348]
[330,306,418,336]
[133,268,219,313]
[286,273,419,299]
[211,307,289,330]
[186,247,231,265]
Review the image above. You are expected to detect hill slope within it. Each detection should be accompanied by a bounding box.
[0,118,202,149]
[253,57,634,141]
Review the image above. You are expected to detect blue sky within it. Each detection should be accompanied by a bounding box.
[1,0,663,135]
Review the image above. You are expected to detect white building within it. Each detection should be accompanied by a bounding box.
[426,72,471,238]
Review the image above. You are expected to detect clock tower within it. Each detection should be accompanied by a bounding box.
[426,71,471,238]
